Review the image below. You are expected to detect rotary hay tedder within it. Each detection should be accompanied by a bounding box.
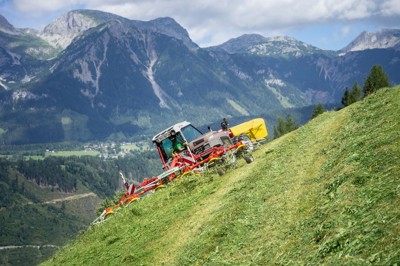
[93,118,268,224]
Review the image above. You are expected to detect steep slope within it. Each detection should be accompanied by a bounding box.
[44,86,400,265]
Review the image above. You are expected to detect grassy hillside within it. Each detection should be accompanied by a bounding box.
[43,87,399,265]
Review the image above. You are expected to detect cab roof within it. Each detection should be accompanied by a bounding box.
[152,121,191,144]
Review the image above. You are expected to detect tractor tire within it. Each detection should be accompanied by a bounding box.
[244,154,254,164]
[239,134,254,152]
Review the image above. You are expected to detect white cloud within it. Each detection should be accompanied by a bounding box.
[12,0,80,15]
[381,0,400,16]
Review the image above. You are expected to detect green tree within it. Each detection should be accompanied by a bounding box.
[273,114,299,139]
[342,81,363,107]
[349,81,362,103]
[311,103,326,119]
[363,65,390,96]
[342,87,350,107]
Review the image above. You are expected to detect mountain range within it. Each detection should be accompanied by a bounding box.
[0,9,399,144]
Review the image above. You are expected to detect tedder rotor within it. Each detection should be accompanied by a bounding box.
[93,118,268,224]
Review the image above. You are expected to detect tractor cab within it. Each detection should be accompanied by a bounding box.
[152,121,237,170]
[152,121,203,168]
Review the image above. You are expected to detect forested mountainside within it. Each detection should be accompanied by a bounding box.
[0,151,161,265]
[0,10,399,144]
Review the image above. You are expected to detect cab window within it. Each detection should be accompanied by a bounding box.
[159,132,185,161]
[181,125,202,143]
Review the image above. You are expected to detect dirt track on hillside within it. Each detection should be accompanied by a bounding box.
[26,192,98,205]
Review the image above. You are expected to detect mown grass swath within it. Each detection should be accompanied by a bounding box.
[44,86,400,265]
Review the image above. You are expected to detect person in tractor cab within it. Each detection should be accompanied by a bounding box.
[171,133,185,153]
[173,141,184,152]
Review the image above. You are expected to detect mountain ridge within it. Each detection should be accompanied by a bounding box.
[2,11,400,54]
[38,10,197,51]
[213,34,327,58]
[0,10,399,145]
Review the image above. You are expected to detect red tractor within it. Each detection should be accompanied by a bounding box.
[93,118,267,224]
[151,120,255,176]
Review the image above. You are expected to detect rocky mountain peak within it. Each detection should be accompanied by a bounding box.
[39,9,126,49]
[40,10,100,49]
[131,16,197,50]
[340,29,400,53]
[214,34,267,53]
[215,33,321,57]
[248,36,321,57]
[0,14,17,34]
[39,10,197,51]
[149,17,188,37]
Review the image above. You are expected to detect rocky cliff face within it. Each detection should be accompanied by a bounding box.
[39,10,126,49]
[340,29,400,53]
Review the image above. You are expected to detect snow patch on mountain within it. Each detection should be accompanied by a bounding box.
[265,78,285,87]
[12,90,48,101]
[21,75,34,84]
[0,77,10,90]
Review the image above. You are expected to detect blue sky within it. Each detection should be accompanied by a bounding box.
[1,0,399,50]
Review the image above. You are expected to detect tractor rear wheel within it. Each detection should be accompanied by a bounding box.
[239,134,254,152]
